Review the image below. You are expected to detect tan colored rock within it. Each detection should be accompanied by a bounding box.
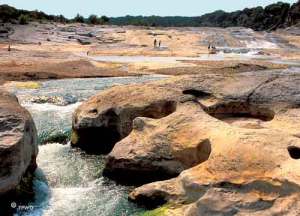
[104,102,213,184]
[71,79,184,153]
[0,91,38,197]
[127,100,300,213]
[73,69,300,214]
[126,71,300,214]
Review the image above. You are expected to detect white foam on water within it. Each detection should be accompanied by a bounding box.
[244,40,278,49]
[13,76,173,216]
[21,102,82,114]
[17,143,141,216]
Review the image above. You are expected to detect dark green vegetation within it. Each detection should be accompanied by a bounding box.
[0,1,299,30]
[74,13,110,24]
[109,1,300,30]
[0,4,109,25]
[0,4,68,24]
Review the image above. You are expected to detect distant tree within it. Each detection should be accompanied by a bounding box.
[18,14,29,25]
[99,15,109,24]
[74,13,85,23]
[87,14,98,24]
[56,15,67,23]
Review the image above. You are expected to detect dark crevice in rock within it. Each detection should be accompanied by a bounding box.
[103,165,179,186]
[204,102,275,122]
[183,89,212,98]
[72,108,121,154]
[72,126,121,155]
[128,191,169,210]
[288,146,300,159]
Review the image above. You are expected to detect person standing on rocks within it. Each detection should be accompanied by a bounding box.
[154,39,157,48]
[159,40,161,48]
[8,44,11,52]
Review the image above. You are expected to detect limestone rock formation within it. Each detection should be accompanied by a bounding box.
[0,91,38,202]
[104,102,213,185]
[71,80,183,154]
[73,68,300,214]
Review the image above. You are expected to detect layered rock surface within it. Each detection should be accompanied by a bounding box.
[0,91,38,199]
[72,68,300,215]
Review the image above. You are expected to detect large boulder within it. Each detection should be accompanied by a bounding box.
[72,68,300,214]
[128,110,300,214]
[103,102,214,185]
[71,71,274,154]
[71,79,184,154]
[125,70,300,214]
[0,91,38,210]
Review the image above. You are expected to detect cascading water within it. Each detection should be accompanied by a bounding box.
[10,75,167,216]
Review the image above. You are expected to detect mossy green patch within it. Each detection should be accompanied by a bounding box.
[15,81,41,89]
[140,204,171,216]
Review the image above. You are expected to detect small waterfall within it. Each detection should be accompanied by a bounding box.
[11,75,166,216]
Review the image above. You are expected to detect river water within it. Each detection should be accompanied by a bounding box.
[81,53,300,66]
[10,75,167,216]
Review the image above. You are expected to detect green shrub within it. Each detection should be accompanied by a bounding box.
[18,14,29,25]
[99,15,109,24]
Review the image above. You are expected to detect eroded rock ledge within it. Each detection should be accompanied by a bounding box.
[72,69,300,215]
[0,91,38,213]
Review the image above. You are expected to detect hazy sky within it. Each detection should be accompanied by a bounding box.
[1,0,298,18]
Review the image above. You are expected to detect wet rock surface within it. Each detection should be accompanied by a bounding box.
[73,68,300,215]
[0,91,38,213]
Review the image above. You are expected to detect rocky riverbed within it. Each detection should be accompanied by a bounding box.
[1,23,299,83]
[0,22,300,216]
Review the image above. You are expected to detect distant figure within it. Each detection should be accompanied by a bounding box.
[87,51,90,56]
[209,44,217,54]
[154,39,157,48]
[159,40,161,48]
[8,44,11,52]
[38,42,42,46]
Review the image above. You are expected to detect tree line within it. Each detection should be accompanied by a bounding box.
[108,1,300,31]
[0,4,110,25]
[0,1,299,31]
